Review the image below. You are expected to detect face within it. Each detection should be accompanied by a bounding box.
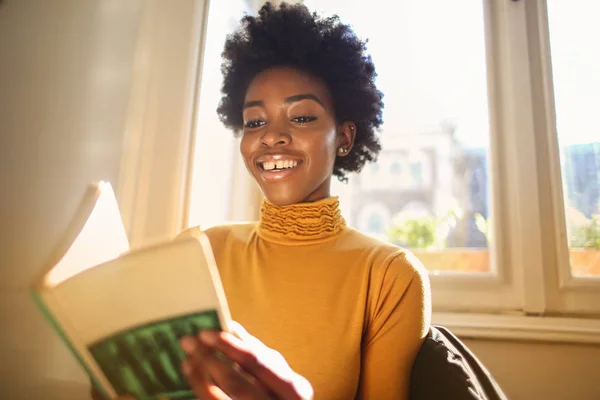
[240,67,355,206]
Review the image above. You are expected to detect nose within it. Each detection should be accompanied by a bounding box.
[260,129,291,147]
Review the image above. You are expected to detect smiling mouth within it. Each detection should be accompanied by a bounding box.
[258,159,302,172]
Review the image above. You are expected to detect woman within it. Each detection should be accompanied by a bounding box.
[97,2,431,399]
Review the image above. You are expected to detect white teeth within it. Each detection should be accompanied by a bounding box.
[261,159,299,171]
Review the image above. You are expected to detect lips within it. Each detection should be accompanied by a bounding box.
[255,153,304,182]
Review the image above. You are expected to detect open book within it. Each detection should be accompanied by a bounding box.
[30,182,231,400]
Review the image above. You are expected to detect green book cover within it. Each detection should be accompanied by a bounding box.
[87,310,220,400]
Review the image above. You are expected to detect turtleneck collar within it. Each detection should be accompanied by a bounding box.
[257,196,346,245]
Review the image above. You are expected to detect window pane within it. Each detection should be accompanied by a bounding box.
[547,0,600,277]
[305,0,492,273]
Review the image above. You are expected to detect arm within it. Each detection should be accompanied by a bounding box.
[357,251,432,400]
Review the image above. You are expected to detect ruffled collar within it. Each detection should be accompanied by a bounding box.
[257,197,346,245]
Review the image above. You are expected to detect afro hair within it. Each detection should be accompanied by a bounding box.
[217,2,384,181]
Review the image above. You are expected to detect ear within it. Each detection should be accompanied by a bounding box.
[336,121,356,157]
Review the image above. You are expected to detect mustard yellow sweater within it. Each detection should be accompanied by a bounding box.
[181,197,431,400]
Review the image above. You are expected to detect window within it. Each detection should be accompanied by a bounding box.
[307,0,493,276]
[546,0,600,278]
[409,162,423,188]
[390,161,402,178]
[360,161,385,191]
[300,0,600,317]
[356,202,391,239]
[367,214,384,235]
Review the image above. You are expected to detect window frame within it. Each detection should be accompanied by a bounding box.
[533,0,600,314]
[428,0,600,317]
[429,0,525,314]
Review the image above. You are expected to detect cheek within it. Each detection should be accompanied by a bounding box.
[316,130,338,169]
[325,129,338,156]
[239,136,255,170]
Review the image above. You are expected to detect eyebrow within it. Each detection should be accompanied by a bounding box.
[243,100,264,110]
[242,93,325,110]
[284,94,325,108]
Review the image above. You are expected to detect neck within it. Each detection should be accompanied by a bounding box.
[257,196,346,245]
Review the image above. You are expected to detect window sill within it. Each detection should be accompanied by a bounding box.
[411,248,600,277]
[433,311,600,345]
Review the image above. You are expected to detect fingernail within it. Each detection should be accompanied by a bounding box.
[199,330,217,346]
[180,336,197,354]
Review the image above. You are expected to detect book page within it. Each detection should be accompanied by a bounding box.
[45,181,129,288]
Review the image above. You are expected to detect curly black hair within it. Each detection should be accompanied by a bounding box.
[217,2,384,181]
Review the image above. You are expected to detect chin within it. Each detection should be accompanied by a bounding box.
[262,191,303,206]
[260,185,306,206]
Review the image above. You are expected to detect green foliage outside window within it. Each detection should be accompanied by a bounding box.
[570,214,600,249]
[388,208,461,249]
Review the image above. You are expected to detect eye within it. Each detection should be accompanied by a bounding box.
[292,116,317,124]
[244,119,266,129]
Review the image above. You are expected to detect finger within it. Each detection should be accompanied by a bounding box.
[228,321,251,340]
[180,339,221,400]
[199,330,302,400]
[182,362,227,400]
[205,384,234,400]
[228,322,293,389]
[228,322,293,375]
[182,335,266,400]
[183,356,235,400]
[229,321,268,350]
[229,324,313,398]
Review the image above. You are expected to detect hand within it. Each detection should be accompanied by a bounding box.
[179,321,314,400]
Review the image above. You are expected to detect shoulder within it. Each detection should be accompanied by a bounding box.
[376,249,430,300]
[341,227,430,293]
[387,249,430,285]
[350,229,432,343]
[342,227,427,276]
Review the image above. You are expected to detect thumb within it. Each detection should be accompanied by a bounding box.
[229,320,251,340]
[229,321,266,349]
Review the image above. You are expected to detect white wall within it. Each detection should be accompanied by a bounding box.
[465,338,600,400]
[0,1,142,398]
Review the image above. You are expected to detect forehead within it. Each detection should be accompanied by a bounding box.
[244,67,333,107]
